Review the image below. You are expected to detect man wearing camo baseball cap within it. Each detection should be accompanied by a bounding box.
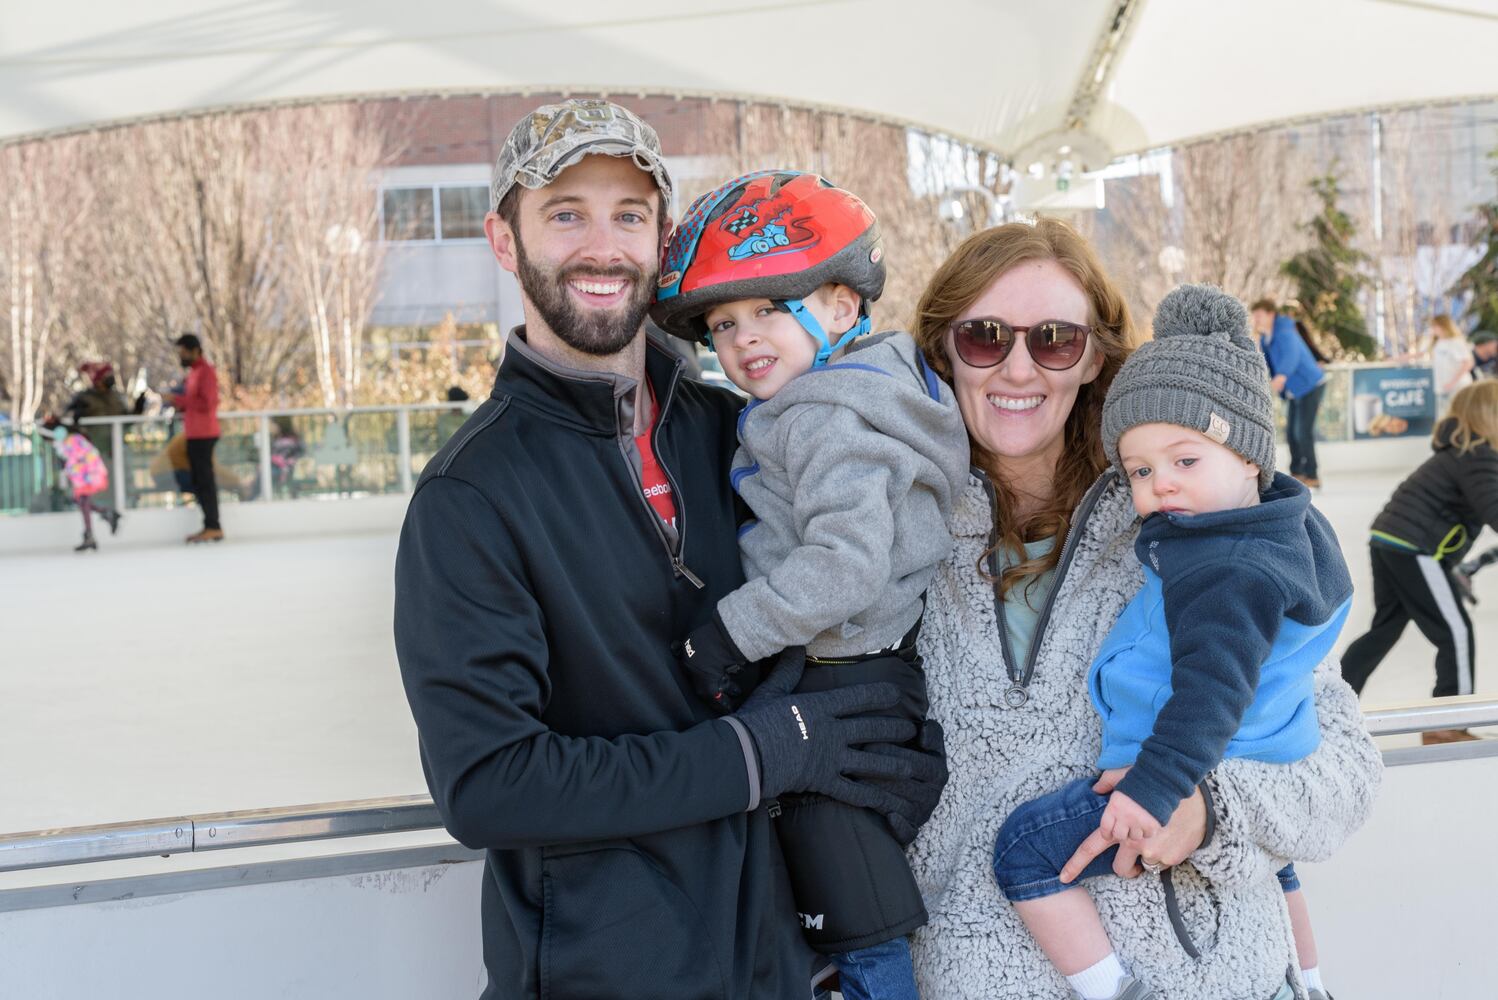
[489,97,674,215]
[397,98,941,999]
[482,98,674,367]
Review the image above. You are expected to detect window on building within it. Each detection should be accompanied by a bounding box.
[383,188,435,241]
[439,186,488,240]
[380,184,489,242]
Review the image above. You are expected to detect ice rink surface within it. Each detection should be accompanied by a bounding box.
[3,469,1495,836]
[1,532,423,834]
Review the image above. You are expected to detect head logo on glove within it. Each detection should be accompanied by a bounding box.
[791,705,809,740]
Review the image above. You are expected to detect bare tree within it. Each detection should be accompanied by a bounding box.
[25,103,401,408]
[1370,108,1484,356]
[0,138,96,422]
[1089,132,1316,334]
[272,104,388,408]
[76,127,195,396]
[156,112,294,392]
[1084,130,1318,335]
[1177,134,1313,297]
[1082,164,1175,329]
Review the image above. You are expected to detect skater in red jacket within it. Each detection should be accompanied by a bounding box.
[165,334,223,544]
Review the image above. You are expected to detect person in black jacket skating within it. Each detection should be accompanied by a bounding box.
[1342,379,1498,742]
[393,99,946,1000]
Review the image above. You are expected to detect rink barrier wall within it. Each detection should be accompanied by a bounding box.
[2,696,1493,888]
[3,698,1497,999]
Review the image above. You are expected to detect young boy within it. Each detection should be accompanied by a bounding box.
[991,284,1353,1000]
[652,170,969,1000]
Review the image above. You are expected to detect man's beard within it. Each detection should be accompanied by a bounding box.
[515,236,656,357]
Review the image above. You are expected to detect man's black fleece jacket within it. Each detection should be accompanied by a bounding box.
[394,332,817,999]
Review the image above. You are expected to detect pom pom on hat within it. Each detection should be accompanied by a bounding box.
[1150,283,1257,353]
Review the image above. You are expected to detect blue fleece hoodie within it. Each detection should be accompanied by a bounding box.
[1088,472,1354,824]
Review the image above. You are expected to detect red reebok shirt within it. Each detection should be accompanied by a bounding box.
[635,385,678,530]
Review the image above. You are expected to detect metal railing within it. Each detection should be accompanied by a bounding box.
[0,795,442,875]
[1362,693,1498,736]
[1,403,471,516]
[1362,693,1498,767]
[4,698,1498,877]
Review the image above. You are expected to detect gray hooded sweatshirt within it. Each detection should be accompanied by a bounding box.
[717,331,970,662]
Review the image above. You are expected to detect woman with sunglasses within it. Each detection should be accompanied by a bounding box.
[901,219,1380,1000]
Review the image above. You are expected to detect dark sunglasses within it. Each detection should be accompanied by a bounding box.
[949,318,1092,371]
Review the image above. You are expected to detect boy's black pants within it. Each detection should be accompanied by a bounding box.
[1342,544,1474,698]
[772,637,929,954]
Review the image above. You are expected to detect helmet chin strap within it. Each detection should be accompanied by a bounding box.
[779,299,870,366]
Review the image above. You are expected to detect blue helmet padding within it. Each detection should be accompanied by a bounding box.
[701,297,872,369]
[780,298,869,366]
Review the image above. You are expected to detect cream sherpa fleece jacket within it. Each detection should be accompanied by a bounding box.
[907,472,1382,1000]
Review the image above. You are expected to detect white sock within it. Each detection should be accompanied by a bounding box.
[1067,953,1128,1000]
[1302,966,1325,992]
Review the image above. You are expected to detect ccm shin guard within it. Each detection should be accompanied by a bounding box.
[773,792,928,951]
[772,647,929,952]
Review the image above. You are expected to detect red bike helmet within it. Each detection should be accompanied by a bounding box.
[652,170,885,357]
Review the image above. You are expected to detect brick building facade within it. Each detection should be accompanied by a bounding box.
[355,92,991,338]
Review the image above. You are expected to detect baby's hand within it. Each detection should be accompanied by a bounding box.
[1092,767,1131,795]
[1097,787,1160,844]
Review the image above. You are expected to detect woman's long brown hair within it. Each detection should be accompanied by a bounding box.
[912,218,1139,599]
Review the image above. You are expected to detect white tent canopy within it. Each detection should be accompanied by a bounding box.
[4,0,1498,162]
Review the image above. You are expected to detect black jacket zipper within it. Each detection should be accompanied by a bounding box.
[619,357,705,590]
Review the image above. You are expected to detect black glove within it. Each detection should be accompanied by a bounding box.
[869,719,948,846]
[676,612,751,712]
[733,648,942,816]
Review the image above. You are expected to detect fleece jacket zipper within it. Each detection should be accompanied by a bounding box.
[976,469,1112,703]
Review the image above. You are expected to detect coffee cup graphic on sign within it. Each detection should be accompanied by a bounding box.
[1353,393,1382,434]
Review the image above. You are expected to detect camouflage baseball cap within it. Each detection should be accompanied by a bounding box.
[491,98,673,213]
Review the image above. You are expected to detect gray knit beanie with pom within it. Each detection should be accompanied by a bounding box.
[1102,283,1276,489]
